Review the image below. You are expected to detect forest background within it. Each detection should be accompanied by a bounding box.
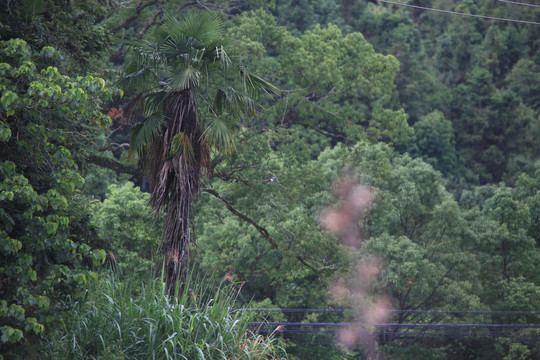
[1,0,540,359]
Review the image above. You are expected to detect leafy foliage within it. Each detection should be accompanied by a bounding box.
[45,275,286,360]
[0,0,111,74]
[90,182,163,281]
[228,10,413,147]
[2,1,540,359]
[0,38,113,357]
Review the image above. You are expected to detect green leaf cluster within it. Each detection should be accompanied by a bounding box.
[0,39,112,357]
[228,10,412,147]
[90,182,163,281]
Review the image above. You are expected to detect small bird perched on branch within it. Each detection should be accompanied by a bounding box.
[263,176,277,184]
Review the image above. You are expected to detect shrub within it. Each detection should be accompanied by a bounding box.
[45,276,287,360]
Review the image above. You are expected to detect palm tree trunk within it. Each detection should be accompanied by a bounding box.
[164,188,191,296]
[149,90,208,296]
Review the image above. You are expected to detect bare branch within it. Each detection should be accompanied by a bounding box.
[178,0,225,12]
[202,188,319,276]
[136,7,163,39]
[203,188,278,249]
[87,154,141,175]
[112,0,159,34]
[97,143,130,152]
[289,120,347,141]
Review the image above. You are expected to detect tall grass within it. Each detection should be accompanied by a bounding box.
[46,275,286,360]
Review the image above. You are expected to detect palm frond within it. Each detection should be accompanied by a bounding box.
[144,91,167,117]
[214,45,231,69]
[176,11,224,44]
[169,132,195,160]
[160,32,190,59]
[117,64,158,93]
[238,66,280,98]
[128,113,166,159]
[171,65,200,90]
[200,115,236,155]
[216,86,257,116]
[130,39,165,64]
[155,12,224,62]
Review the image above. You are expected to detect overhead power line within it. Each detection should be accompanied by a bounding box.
[243,308,346,313]
[254,329,540,338]
[372,331,540,339]
[497,0,540,8]
[375,0,540,25]
[243,308,540,315]
[245,309,540,338]
[250,322,540,329]
[249,321,540,337]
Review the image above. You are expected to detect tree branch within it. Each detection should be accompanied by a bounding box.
[289,120,347,141]
[203,188,278,249]
[211,171,251,186]
[97,143,130,152]
[109,1,163,63]
[136,7,163,39]
[296,255,319,275]
[87,154,141,175]
[112,0,159,34]
[178,0,225,12]
[202,188,319,276]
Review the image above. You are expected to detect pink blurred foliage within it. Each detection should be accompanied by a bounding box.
[321,176,389,359]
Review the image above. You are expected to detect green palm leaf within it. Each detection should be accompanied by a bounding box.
[171,65,200,90]
[200,114,236,155]
[118,63,158,93]
[175,11,224,44]
[143,91,167,118]
[128,113,165,159]
[238,66,280,98]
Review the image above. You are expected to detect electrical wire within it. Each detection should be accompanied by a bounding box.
[243,308,346,313]
[260,330,540,338]
[375,0,540,25]
[497,0,540,8]
[249,322,540,329]
[246,308,540,340]
[250,324,540,339]
[243,308,540,315]
[377,331,540,339]
[392,310,540,315]
[252,328,540,338]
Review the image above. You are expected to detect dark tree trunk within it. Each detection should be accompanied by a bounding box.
[146,89,209,296]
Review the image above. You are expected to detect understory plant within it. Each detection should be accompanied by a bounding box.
[45,275,286,359]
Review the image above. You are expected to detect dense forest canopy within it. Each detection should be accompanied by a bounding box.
[1,0,540,359]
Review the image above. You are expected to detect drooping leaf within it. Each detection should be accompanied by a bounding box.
[171,65,200,90]
[200,115,236,155]
[170,132,195,160]
[128,113,166,159]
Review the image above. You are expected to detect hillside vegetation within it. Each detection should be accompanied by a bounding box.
[1,1,539,359]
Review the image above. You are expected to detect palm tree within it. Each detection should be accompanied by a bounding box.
[120,11,277,295]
